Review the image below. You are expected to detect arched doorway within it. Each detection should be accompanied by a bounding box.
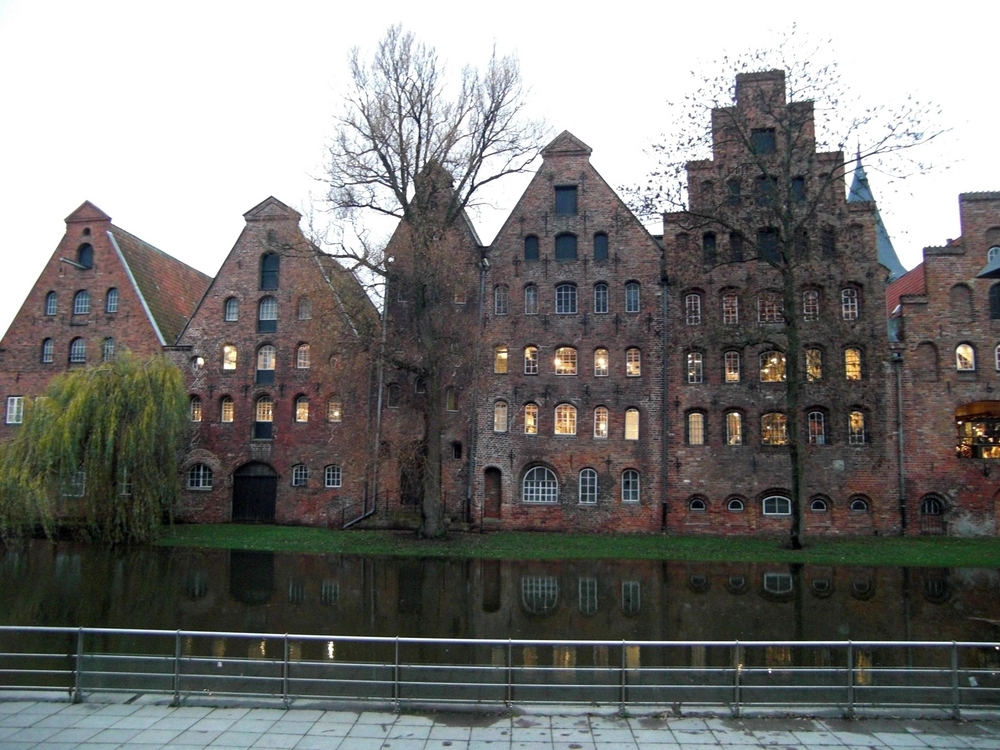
[484,468,502,518]
[232,462,277,522]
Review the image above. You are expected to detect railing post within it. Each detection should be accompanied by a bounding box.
[393,637,400,713]
[733,641,741,718]
[846,641,855,719]
[951,642,961,720]
[506,639,513,709]
[282,635,290,709]
[619,640,627,716]
[71,628,84,703]
[172,630,181,707]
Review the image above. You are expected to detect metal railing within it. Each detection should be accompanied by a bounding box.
[1,626,998,717]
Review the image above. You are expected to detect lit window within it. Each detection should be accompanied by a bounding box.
[101,337,115,361]
[69,338,86,364]
[223,344,237,370]
[291,464,309,487]
[625,408,639,440]
[494,346,508,374]
[758,293,783,323]
[554,185,577,214]
[105,288,119,313]
[524,346,538,375]
[726,412,743,445]
[524,403,538,435]
[579,468,598,504]
[41,339,53,364]
[295,396,309,423]
[493,401,508,433]
[328,400,343,422]
[494,285,509,315]
[325,465,342,488]
[760,351,786,382]
[803,290,819,321]
[73,291,90,315]
[256,345,276,384]
[956,344,976,372]
[808,411,826,444]
[445,389,458,412]
[190,356,204,371]
[724,351,741,383]
[555,404,577,435]
[594,283,609,314]
[806,349,822,381]
[722,293,739,324]
[555,284,577,314]
[626,348,641,377]
[258,296,277,332]
[221,396,234,423]
[841,288,859,320]
[593,233,609,261]
[625,283,640,313]
[687,412,704,445]
[594,406,608,438]
[296,344,310,369]
[187,464,213,490]
[621,470,640,503]
[224,297,238,321]
[254,396,273,440]
[763,495,791,516]
[189,396,202,422]
[687,352,703,384]
[762,413,788,445]
[45,292,57,316]
[555,233,578,261]
[685,293,702,325]
[260,252,280,290]
[524,284,538,314]
[554,347,577,375]
[524,235,539,262]
[523,466,558,503]
[845,348,862,380]
[849,410,866,444]
[594,348,609,377]
[6,396,24,425]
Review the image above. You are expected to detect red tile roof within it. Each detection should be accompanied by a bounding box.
[885,263,925,317]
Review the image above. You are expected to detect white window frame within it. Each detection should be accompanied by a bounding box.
[594,406,609,438]
[296,344,310,369]
[298,298,313,320]
[45,292,57,316]
[73,291,90,315]
[807,411,826,445]
[762,495,791,516]
[224,297,239,321]
[493,401,508,433]
[101,337,115,362]
[625,408,639,441]
[524,346,538,375]
[295,396,309,423]
[221,396,234,423]
[594,348,609,377]
[726,412,743,445]
[291,464,309,487]
[724,351,740,383]
[524,284,538,315]
[554,347,577,375]
[69,338,86,364]
[760,351,786,382]
[258,296,278,321]
[555,284,577,314]
[685,293,702,325]
[579,468,598,504]
[594,283,609,314]
[841,288,859,321]
[494,346,508,374]
[328,400,343,422]
[494,285,509,316]
[6,396,24,425]
[803,289,820,321]
[325,465,342,488]
[626,348,641,377]
[848,410,866,445]
[621,470,640,503]
[223,344,237,370]
[687,412,704,445]
[190,396,202,422]
[625,282,640,313]
[687,352,703,384]
[555,404,577,436]
[722,293,739,324]
[524,403,538,435]
[186,464,213,491]
[41,339,54,364]
[522,466,558,504]
[757,293,783,323]
[762,412,788,445]
[105,288,119,313]
[956,344,976,371]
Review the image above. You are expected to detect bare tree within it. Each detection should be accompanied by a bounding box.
[326,25,546,538]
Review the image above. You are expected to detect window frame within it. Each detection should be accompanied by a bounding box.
[258,296,278,332]
[554,233,578,261]
[593,233,609,261]
[807,410,826,445]
[189,396,203,423]
[802,289,820,321]
[626,348,641,377]
[524,284,538,314]
[105,288,119,313]
[296,344,310,370]
[291,464,309,487]
[328,400,344,422]
[761,412,789,445]
[493,401,508,433]
[294,395,309,423]
[625,282,640,313]
[73,290,90,315]
[554,185,578,215]
[524,346,538,375]
[221,396,234,424]
[494,285,509,316]
[724,350,741,383]
[325,464,343,488]
[956,343,976,372]
[593,283,609,314]
[45,292,57,316]
[223,344,238,371]
[759,351,786,383]
[260,252,280,290]
[848,410,867,445]
[524,235,539,262]
[101,337,115,362]
[554,403,577,436]
[224,297,239,321]
[806,348,823,381]
[69,338,86,364]
[6,396,24,425]
[594,348,609,377]
[686,411,705,445]
[685,293,702,325]
[297,297,313,320]
[762,495,791,516]
[621,469,640,503]
[494,346,508,374]
[687,351,704,384]
[757,292,783,323]
[841,287,860,321]
[186,464,213,491]
[625,408,639,441]
[554,347,577,375]
[579,468,598,504]
[524,403,539,435]
[845,347,863,380]
[523,465,559,504]
[726,411,743,445]
[555,283,578,314]
[594,406,609,438]
[722,293,739,324]
[41,338,54,364]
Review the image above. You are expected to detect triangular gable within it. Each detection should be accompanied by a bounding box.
[65,200,111,225]
[243,196,302,222]
[542,130,593,157]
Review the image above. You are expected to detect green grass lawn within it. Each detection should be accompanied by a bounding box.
[156,524,1000,567]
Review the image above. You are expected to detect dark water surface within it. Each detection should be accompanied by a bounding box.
[1,539,999,643]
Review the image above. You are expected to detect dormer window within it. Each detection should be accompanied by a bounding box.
[554,185,577,215]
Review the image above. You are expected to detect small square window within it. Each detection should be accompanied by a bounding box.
[751,128,776,155]
[554,186,578,215]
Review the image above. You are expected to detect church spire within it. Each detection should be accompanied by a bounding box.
[848,152,906,281]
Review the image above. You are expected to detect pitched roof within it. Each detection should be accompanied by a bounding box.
[542,131,593,158]
[848,154,907,282]
[885,263,926,317]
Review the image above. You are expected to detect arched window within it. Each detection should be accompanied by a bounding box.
[594,406,608,438]
[594,283,609,314]
[224,297,239,321]
[190,356,204,371]
[841,288,860,320]
[802,289,820,321]
[849,410,867,444]
[77,243,93,269]
[73,290,90,315]
[762,413,788,445]
[295,396,309,423]
[524,235,539,262]
[621,470,640,503]
[594,348,609,377]
[524,403,538,435]
[523,346,538,375]
[990,246,1000,264]
[920,496,944,516]
[291,464,309,487]
[493,401,508,433]
[223,344,237,370]
[685,293,702,325]
[686,411,705,445]
[626,348,641,377]
[593,233,608,261]
[445,388,458,412]
[296,344,310,369]
[956,343,976,371]
[328,400,343,422]
[555,283,577,314]
[69,337,86,364]
[258,296,277,332]
[45,291,57,316]
[625,282,640,313]
[256,345,276,384]
[523,466,558,503]
[554,347,577,375]
[726,412,743,445]
[494,285,509,315]
[806,348,823,381]
[101,337,115,362]
[260,252,280,290]
[494,346,508,373]
[850,496,870,512]
[689,496,707,512]
[625,408,639,440]
[190,396,202,422]
[386,383,400,408]
[724,351,741,382]
[989,285,1000,320]
[555,404,577,435]
[807,410,826,444]
[254,396,274,439]
[325,465,343,488]
[757,292,783,323]
[687,352,703,383]
[760,351,786,382]
[524,284,538,314]
[220,396,234,423]
[105,288,119,313]
[41,338,54,364]
[762,495,791,515]
[554,233,578,261]
[187,464,213,490]
[728,497,745,512]
[810,497,829,513]
[722,293,739,324]
[579,468,598,504]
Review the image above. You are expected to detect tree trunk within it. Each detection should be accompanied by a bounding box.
[783,265,804,550]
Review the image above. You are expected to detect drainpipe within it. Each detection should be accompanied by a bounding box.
[369,277,390,518]
[893,351,907,535]
[660,267,670,532]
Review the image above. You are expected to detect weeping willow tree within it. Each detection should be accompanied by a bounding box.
[0,352,187,543]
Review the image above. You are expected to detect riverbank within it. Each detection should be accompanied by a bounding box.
[156,524,1000,567]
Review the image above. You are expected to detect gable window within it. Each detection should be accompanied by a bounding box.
[593,233,608,261]
[702,233,717,264]
[523,466,558,503]
[806,348,823,381]
[555,404,577,436]
[758,292,783,323]
[328,400,343,422]
[524,346,538,375]
[223,344,237,370]
[687,412,705,445]
[849,410,866,444]
[524,235,539,262]
[73,290,90,315]
[723,293,739,324]
[555,347,577,375]
[845,348,863,380]
[256,345,276,384]
[594,283,609,314]
[763,495,791,516]
[750,128,776,155]
[621,470,640,503]
[324,465,342,488]
[841,288,860,320]
[221,396,234,423]
[445,389,458,412]
[760,351,786,382]
[190,396,203,422]
[625,282,640,313]
[724,351,741,383]
[296,344,310,369]
[494,285,509,315]
[187,464,213,490]
[579,468,598,504]
[41,339,53,364]
[594,406,608,438]
[554,185,578,215]
[761,412,788,445]
[224,297,239,321]
[956,344,976,371]
[524,284,538,314]
[524,403,538,435]
[77,243,93,269]
[258,296,277,332]
[555,233,578,261]
[594,348,609,377]
[291,464,309,487]
[105,288,119,313]
[296,297,313,320]
[69,338,86,364]
[803,289,819,320]
[493,401,508,433]
[45,292,57,316]
[260,252,280,290]
[626,348,641,377]
[102,337,115,361]
[295,396,309,423]
[807,410,826,444]
[687,352,703,384]
[555,284,577,314]
[494,346,508,374]
[254,396,273,440]
[625,408,639,440]
[726,412,743,445]
[685,293,702,325]
[6,396,23,425]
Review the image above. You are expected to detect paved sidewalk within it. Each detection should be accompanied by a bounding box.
[2,700,1000,749]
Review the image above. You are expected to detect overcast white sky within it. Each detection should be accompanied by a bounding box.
[1,1,997,337]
